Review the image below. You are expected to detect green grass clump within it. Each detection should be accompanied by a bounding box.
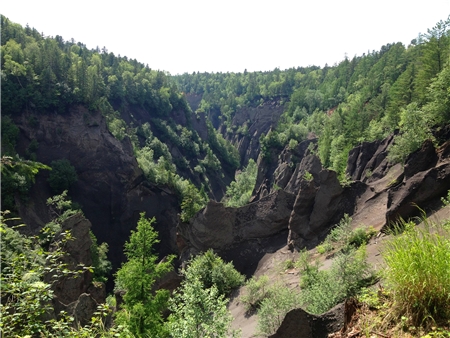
[382,217,450,327]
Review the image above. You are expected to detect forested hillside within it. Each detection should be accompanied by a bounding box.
[2,13,450,338]
[175,16,450,181]
[1,14,240,217]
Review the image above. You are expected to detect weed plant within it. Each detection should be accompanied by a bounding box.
[316,214,376,254]
[256,283,301,336]
[382,216,450,327]
[240,275,270,312]
[299,246,374,315]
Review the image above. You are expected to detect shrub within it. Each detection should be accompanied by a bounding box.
[300,246,374,315]
[240,275,270,311]
[347,226,376,248]
[223,159,257,208]
[90,231,112,283]
[184,249,245,297]
[317,242,333,254]
[317,215,376,255]
[382,217,450,327]
[48,159,77,193]
[0,211,122,337]
[257,283,301,336]
[303,171,313,182]
[166,277,239,338]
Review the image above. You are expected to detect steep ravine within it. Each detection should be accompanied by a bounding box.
[185,93,287,165]
[14,107,180,279]
[12,104,450,336]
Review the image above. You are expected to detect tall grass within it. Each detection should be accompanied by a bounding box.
[382,217,450,327]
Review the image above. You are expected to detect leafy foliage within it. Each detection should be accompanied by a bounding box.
[316,214,376,254]
[1,115,19,155]
[166,250,243,337]
[223,159,257,207]
[240,275,270,312]
[166,277,238,338]
[299,246,374,315]
[256,283,301,336]
[0,210,123,337]
[183,249,245,297]
[90,230,112,283]
[47,159,78,193]
[114,213,174,337]
[1,155,50,211]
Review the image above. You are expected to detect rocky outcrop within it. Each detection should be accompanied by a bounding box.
[287,168,344,249]
[346,133,396,183]
[253,139,317,201]
[256,129,450,250]
[386,139,450,225]
[269,300,359,338]
[177,189,295,274]
[48,213,106,326]
[15,107,180,278]
[219,100,287,165]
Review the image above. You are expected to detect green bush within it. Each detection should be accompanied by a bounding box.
[382,217,450,327]
[166,277,239,338]
[347,226,376,248]
[317,242,333,254]
[0,211,124,337]
[90,231,112,283]
[257,283,301,336]
[48,159,77,193]
[184,249,245,297]
[240,275,270,311]
[317,215,376,254]
[223,159,257,208]
[300,246,374,315]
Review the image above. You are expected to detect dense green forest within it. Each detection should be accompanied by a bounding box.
[0,14,241,218]
[175,16,450,180]
[1,13,450,337]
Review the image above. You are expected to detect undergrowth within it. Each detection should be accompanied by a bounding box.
[299,246,375,315]
[349,214,450,337]
[382,215,450,328]
[316,214,377,254]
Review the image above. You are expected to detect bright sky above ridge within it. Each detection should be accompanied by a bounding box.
[2,0,449,75]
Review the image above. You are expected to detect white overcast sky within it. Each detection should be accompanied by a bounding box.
[1,1,449,75]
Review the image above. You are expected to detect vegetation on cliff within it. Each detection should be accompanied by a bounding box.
[175,16,450,181]
[0,14,239,219]
[2,12,450,337]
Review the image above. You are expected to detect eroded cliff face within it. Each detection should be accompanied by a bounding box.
[178,128,450,274]
[177,189,295,275]
[14,106,180,274]
[50,213,106,327]
[222,100,286,165]
[185,93,287,166]
[12,103,450,286]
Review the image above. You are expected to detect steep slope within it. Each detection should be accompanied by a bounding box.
[178,127,450,276]
[13,107,180,276]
